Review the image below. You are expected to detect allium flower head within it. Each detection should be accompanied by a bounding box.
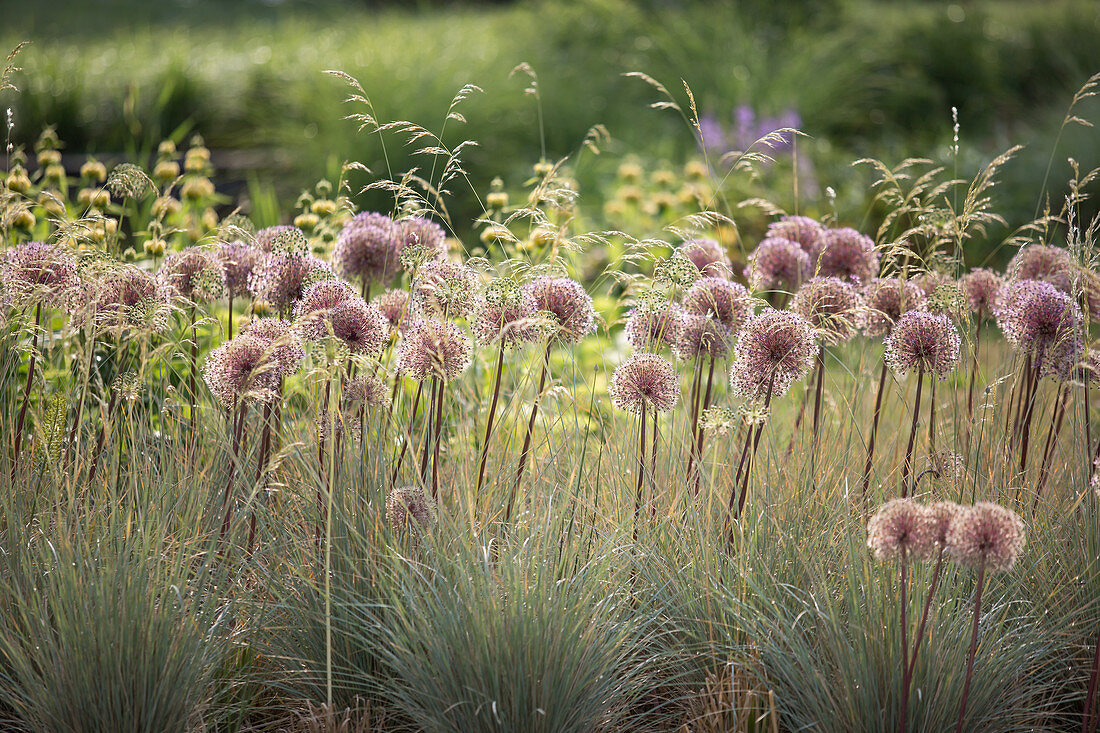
[332,212,401,285]
[254,225,305,253]
[294,279,356,339]
[411,259,479,319]
[241,317,304,376]
[472,279,540,347]
[523,276,596,344]
[995,279,1083,379]
[729,308,818,398]
[343,374,389,408]
[325,299,389,357]
[791,276,862,344]
[677,238,732,278]
[82,266,169,333]
[202,334,281,406]
[766,215,825,260]
[883,310,961,378]
[386,485,437,532]
[608,352,681,414]
[928,450,967,488]
[860,278,926,337]
[624,301,684,352]
[1,241,81,308]
[157,247,224,303]
[248,252,335,315]
[397,318,472,381]
[1007,244,1075,294]
[653,253,701,288]
[867,498,934,561]
[928,501,964,546]
[745,237,811,291]
[372,288,412,336]
[961,268,1004,317]
[817,227,879,283]
[396,216,448,268]
[946,502,1026,572]
[214,241,260,298]
[682,277,753,333]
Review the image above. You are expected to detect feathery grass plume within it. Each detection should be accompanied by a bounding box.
[332,212,401,294]
[623,300,684,352]
[1006,243,1076,294]
[249,251,335,317]
[372,288,413,337]
[411,259,479,319]
[522,275,596,344]
[1,240,80,308]
[677,237,731,278]
[294,279,357,340]
[744,236,811,293]
[860,277,927,338]
[947,502,1026,732]
[766,214,825,261]
[214,240,259,339]
[385,485,437,532]
[817,227,879,284]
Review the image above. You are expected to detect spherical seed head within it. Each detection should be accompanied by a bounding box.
[961,268,1004,317]
[745,237,811,291]
[624,301,684,352]
[522,276,595,344]
[83,266,169,333]
[372,288,412,336]
[946,502,1026,572]
[386,485,437,532]
[729,307,818,398]
[472,280,540,347]
[332,212,401,284]
[241,317,305,376]
[1,241,81,309]
[325,299,389,357]
[214,241,260,298]
[682,277,753,333]
[817,227,879,283]
[791,276,863,344]
[395,216,448,268]
[411,259,479,319]
[928,501,964,546]
[294,279,357,341]
[677,238,732,278]
[883,310,961,378]
[157,247,224,303]
[202,334,281,406]
[860,278,927,337]
[1074,348,1100,385]
[867,498,934,562]
[608,352,681,414]
[343,374,389,408]
[766,215,825,260]
[248,252,334,314]
[253,225,305,254]
[676,313,732,359]
[995,279,1083,379]
[397,318,472,381]
[1007,244,1075,293]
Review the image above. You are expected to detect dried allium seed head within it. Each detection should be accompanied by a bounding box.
[946,502,1026,572]
[214,241,260,298]
[332,212,401,284]
[157,247,224,303]
[1,241,81,308]
[326,299,389,357]
[682,277,753,333]
[961,268,1004,317]
[676,313,732,359]
[241,317,305,376]
[867,498,934,562]
[372,288,412,336]
[106,163,151,199]
[1007,244,1075,294]
[624,302,684,352]
[677,238,732,278]
[608,352,681,414]
[248,252,335,314]
[202,334,281,406]
[411,259,479,319]
[791,276,862,344]
[729,308,818,398]
[928,450,967,488]
[343,374,389,408]
[397,318,472,381]
[523,276,596,344]
[860,278,927,337]
[928,501,964,547]
[294,279,357,341]
[472,280,540,347]
[817,227,879,283]
[82,266,168,332]
[883,310,961,377]
[386,485,437,531]
[766,215,825,260]
[745,237,811,291]
[995,279,1083,379]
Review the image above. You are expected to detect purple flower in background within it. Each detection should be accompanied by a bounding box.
[700,105,802,158]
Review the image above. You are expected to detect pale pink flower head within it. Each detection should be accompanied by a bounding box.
[946,502,1026,572]
[676,314,732,360]
[523,276,596,345]
[745,237,811,292]
[1007,244,1075,294]
[294,279,357,340]
[372,288,413,336]
[84,266,168,333]
[624,301,684,352]
[202,334,282,406]
[995,279,1083,379]
[883,310,961,378]
[860,278,926,337]
[411,259,479,319]
[682,277,753,333]
[327,299,389,358]
[241,317,305,377]
[332,212,401,285]
[397,318,472,381]
[608,352,681,414]
[791,276,862,345]
[729,308,818,398]
[928,501,965,547]
[961,268,1004,317]
[766,215,825,260]
[867,498,934,562]
[395,216,448,267]
[1,241,81,309]
[677,237,732,278]
[248,252,335,315]
[157,246,224,303]
[817,227,879,283]
[254,225,304,253]
[343,374,389,409]
[214,241,260,298]
[472,280,540,347]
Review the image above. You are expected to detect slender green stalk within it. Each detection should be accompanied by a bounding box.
[692,354,716,492]
[510,341,551,522]
[390,379,423,486]
[632,402,647,545]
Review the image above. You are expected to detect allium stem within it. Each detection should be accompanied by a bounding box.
[11,302,41,484]
[785,377,813,458]
[1082,622,1100,733]
[810,348,826,474]
[955,563,987,733]
[900,548,909,733]
[1010,353,1033,447]
[901,367,924,498]
[928,378,937,456]
[390,379,423,487]
[862,359,889,502]
[316,377,332,548]
[650,407,658,507]
[1019,357,1042,474]
[189,305,198,453]
[966,320,981,424]
[509,341,552,523]
[685,358,703,486]
[432,378,444,501]
[732,371,776,525]
[248,400,274,556]
[419,378,436,486]
[475,343,506,498]
[633,402,647,545]
[87,386,119,486]
[1034,384,1069,510]
[908,545,945,680]
[692,355,716,493]
[220,401,248,546]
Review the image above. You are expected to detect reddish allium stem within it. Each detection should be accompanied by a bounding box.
[475,343,506,499]
[861,359,890,502]
[901,367,924,498]
[692,355,716,493]
[509,341,552,523]
[12,302,41,484]
[633,402,647,545]
[900,548,909,733]
[955,563,987,733]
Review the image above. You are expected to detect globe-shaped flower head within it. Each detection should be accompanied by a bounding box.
[397,318,473,381]
[766,215,825,261]
[386,485,437,532]
[744,237,811,292]
[995,279,1083,379]
[522,276,596,345]
[1007,244,1075,294]
[624,301,684,352]
[1,241,80,309]
[472,279,540,347]
[729,308,819,398]
[411,259,479,319]
[791,276,863,345]
[682,277,753,333]
[608,352,681,414]
[961,268,1004,318]
[860,277,926,337]
[946,502,1026,572]
[867,498,934,561]
[157,246,224,303]
[332,212,401,286]
[253,225,304,253]
[248,251,334,316]
[241,317,306,377]
[84,266,169,333]
[883,310,961,378]
[294,279,358,341]
[202,334,282,406]
[817,227,879,283]
[372,288,413,337]
[396,216,448,268]
[677,238,732,278]
[214,241,260,299]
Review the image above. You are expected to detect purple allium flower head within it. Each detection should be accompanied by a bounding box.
[253,225,304,254]
[294,279,357,341]
[202,334,282,406]
[386,485,437,532]
[81,266,168,332]
[397,318,472,381]
[1,241,80,308]
[676,314,731,360]
[817,227,879,283]
[395,216,448,267]
[343,373,389,408]
[411,259,479,319]
[248,252,335,315]
[961,267,1004,317]
[883,310,961,378]
[241,317,305,377]
[860,278,927,337]
[729,307,818,398]
[624,301,684,352]
[677,238,732,278]
[326,299,389,358]
[682,277,753,333]
[214,241,260,299]
[766,215,826,261]
[157,247,224,303]
[332,212,401,285]
[1007,244,1075,294]
[523,276,596,344]
[913,271,951,299]
[608,352,681,414]
[928,501,965,546]
[995,279,1083,379]
[791,276,863,345]
[372,288,413,336]
[867,498,934,562]
[946,502,1026,572]
[472,280,540,347]
[744,237,811,292]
